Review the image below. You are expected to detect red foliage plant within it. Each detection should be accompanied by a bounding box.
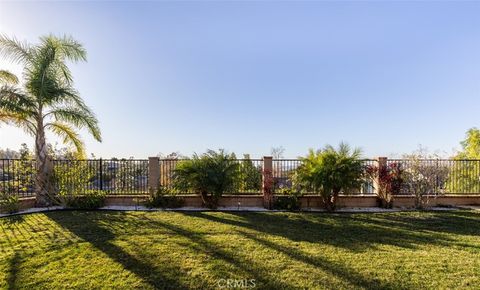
[366,162,403,208]
[262,169,274,209]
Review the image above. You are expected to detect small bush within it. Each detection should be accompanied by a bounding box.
[64,191,106,210]
[146,187,185,209]
[273,189,302,211]
[0,192,20,214]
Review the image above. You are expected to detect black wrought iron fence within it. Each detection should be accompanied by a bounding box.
[272,159,300,192]
[272,159,377,194]
[158,158,263,194]
[387,159,480,194]
[232,159,263,194]
[3,158,480,198]
[0,159,149,197]
[0,159,36,197]
[53,159,149,195]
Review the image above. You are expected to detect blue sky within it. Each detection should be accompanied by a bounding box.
[1,1,479,158]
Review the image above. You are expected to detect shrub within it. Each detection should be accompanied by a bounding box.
[64,190,106,210]
[445,128,480,194]
[173,149,240,209]
[146,187,185,209]
[0,192,19,214]
[273,189,302,211]
[294,143,364,212]
[402,156,448,209]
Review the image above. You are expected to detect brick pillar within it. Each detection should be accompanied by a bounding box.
[262,156,273,209]
[148,157,160,194]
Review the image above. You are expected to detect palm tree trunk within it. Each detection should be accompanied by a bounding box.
[35,121,54,206]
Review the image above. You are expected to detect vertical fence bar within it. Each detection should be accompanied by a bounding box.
[99,158,103,191]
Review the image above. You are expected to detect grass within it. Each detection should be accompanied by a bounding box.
[0,210,479,289]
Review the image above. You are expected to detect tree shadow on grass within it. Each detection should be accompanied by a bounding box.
[180,211,480,289]
[180,212,417,289]
[238,230,409,290]
[141,216,293,289]
[47,211,193,290]
[48,211,293,289]
[353,210,480,237]
[1,215,25,225]
[185,211,480,253]
[6,251,20,290]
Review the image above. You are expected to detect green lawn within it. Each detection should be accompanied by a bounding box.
[0,210,479,289]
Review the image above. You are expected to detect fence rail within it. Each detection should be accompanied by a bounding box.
[0,159,149,197]
[0,159,36,197]
[3,158,480,198]
[272,159,377,194]
[387,159,480,195]
[158,158,263,194]
[53,159,149,195]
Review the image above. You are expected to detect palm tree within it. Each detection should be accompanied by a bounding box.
[0,35,101,206]
[294,143,364,211]
[173,150,240,208]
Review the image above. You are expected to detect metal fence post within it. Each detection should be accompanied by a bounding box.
[148,157,160,194]
[99,158,103,191]
[262,156,273,209]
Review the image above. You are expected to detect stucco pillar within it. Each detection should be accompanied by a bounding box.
[262,156,273,209]
[148,157,160,194]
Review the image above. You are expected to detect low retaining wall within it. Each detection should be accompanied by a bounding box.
[15,194,480,211]
[299,195,379,208]
[104,195,148,206]
[393,195,480,207]
[100,194,480,208]
[18,197,36,211]
[103,195,265,208]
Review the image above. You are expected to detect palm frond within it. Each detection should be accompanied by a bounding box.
[41,85,88,110]
[0,85,37,114]
[47,106,101,142]
[0,109,36,135]
[40,34,87,62]
[0,34,33,64]
[45,121,84,154]
[0,70,19,84]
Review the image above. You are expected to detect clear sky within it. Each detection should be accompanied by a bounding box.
[1,1,479,158]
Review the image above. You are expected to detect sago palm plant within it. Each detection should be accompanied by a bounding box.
[0,35,101,206]
[294,143,364,211]
[173,150,240,208]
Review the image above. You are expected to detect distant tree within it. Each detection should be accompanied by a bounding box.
[0,35,101,205]
[18,143,31,159]
[157,152,184,159]
[457,128,480,158]
[445,128,480,193]
[271,146,285,159]
[0,147,20,159]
